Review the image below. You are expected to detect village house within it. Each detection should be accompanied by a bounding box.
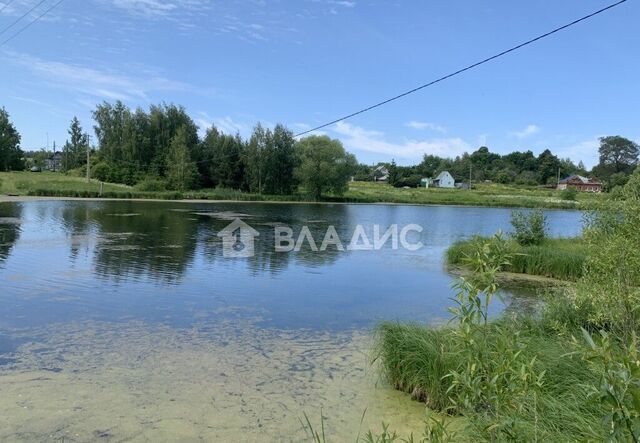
[374,165,389,182]
[421,171,456,188]
[557,175,603,193]
[432,171,456,188]
[46,152,63,172]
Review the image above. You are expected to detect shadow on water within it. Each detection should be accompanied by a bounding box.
[0,203,22,265]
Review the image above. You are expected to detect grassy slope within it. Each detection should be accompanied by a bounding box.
[1,172,603,208]
[447,237,587,281]
[0,171,131,195]
[344,181,601,209]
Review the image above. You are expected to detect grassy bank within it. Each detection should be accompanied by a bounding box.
[447,236,587,281]
[344,181,601,209]
[1,172,603,208]
[374,318,602,442]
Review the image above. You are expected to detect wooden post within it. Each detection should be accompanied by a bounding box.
[86,134,91,183]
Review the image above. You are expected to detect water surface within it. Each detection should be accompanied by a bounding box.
[0,200,583,441]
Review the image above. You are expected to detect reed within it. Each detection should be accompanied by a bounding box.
[447,237,586,281]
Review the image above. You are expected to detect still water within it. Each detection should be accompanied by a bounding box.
[0,200,583,441]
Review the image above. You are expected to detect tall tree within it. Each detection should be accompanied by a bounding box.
[387,160,400,186]
[195,125,245,189]
[536,149,561,184]
[244,124,268,193]
[267,124,298,194]
[62,117,88,171]
[0,108,23,171]
[598,136,639,175]
[296,135,356,199]
[165,127,198,191]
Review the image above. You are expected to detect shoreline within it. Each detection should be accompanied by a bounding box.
[0,194,585,211]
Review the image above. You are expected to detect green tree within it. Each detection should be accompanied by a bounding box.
[536,149,561,184]
[387,159,400,186]
[196,125,245,189]
[295,135,356,199]
[165,127,198,191]
[62,117,88,171]
[263,124,298,195]
[598,136,639,175]
[0,107,23,171]
[244,124,268,193]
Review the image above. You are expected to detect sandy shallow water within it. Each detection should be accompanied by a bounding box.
[0,319,426,442]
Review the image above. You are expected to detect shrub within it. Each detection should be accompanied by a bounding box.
[560,187,578,201]
[510,209,547,245]
[91,162,110,182]
[135,177,167,192]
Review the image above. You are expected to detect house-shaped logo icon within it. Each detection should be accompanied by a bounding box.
[217,218,260,258]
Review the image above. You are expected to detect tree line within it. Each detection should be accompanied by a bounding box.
[2,102,638,193]
[370,139,639,190]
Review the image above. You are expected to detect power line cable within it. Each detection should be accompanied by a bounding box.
[0,0,49,37]
[293,0,629,137]
[0,0,63,46]
[0,0,17,14]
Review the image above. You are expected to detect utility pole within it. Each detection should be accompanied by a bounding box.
[85,134,91,183]
[469,162,472,188]
[557,167,561,187]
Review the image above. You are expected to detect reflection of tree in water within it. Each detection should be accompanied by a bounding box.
[86,203,201,283]
[199,204,351,275]
[0,203,22,264]
[59,202,97,261]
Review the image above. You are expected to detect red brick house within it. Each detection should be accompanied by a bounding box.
[557,175,603,193]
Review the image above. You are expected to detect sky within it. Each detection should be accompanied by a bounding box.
[1,0,638,168]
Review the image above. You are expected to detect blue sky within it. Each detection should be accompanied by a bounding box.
[1,0,638,168]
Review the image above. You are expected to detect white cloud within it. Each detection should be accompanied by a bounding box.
[333,121,471,160]
[555,138,600,169]
[7,51,196,102]
[195,112,247,135]
[404,121,446,133]
[511,124,540,139]
[329,1,356,7]
[111,0,178,17]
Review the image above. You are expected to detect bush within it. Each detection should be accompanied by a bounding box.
[560,187,578,201]
[135,177,167,192]
[510,209,547,245]
[393,174,422,188]
[91,162,110,182]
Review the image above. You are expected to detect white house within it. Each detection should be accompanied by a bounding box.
[432,171,455,188]
[374,165,389,182]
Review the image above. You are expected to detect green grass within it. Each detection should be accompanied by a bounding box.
[0,171,131,195]
[374,319,604,442]
[1,172,604,208]
[447,237,587,281]
[343,181,602,209]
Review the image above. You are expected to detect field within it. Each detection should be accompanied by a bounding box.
[0,171,131,196]
[0,172,604,209]
[343,181,602,209]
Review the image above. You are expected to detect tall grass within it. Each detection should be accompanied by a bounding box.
[447,237,586,281]
[374,309,604,441]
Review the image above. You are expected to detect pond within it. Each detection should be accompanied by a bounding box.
[0,200,583,441]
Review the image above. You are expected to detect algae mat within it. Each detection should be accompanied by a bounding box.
[0,320,426,442]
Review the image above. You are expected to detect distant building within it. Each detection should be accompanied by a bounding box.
[557,175,602,193]
[420,177,432,188]
[46,152,63,171]
[432,171,455,188]
[374,165,389,182]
